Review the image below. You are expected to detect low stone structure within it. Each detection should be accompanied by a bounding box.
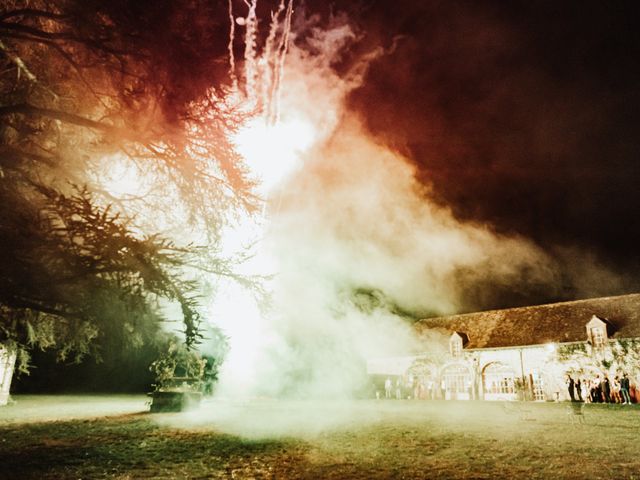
[148,376,203,412]
[369,294,640,401]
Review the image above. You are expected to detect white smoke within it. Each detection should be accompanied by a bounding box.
[212,13,561,401]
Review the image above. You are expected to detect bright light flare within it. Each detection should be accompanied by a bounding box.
[213,111,318,396]
[95,154,148,199]
[233,114,316,194]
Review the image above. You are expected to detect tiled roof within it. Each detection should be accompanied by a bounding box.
[415,294,640,349]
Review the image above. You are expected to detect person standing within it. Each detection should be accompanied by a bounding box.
[593,375,602,403]
[575,378,583,402]
[581,379,589,403]
[566,375,576,401]
[603,376,611,403]
[612,376,622,403]
[621,373,632,404]
[384,377,392,399]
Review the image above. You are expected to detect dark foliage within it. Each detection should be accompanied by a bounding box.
[0,0,252,377]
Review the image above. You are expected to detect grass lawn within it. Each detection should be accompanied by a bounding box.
[1,396,639,479]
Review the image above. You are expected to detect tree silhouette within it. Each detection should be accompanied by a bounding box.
[0,1,258,373]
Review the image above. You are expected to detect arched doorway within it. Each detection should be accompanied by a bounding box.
[482,362,517,401]
[408,358,438,400]
[441,364,472,400]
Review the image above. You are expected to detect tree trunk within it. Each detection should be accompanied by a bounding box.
[0,346,17,406]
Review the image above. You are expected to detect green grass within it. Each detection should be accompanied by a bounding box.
[1,397,639,479]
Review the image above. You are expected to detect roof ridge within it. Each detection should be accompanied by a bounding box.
[416,293,640,349]
[419,293,640,323]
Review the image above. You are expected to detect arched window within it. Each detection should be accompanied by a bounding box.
[408,359,438,400]
[441,364,472,400]
[483,363,516,397]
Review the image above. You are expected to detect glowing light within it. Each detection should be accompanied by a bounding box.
[207,277,284,398]
[233,114,315,194]
[96,154,147,198]
[215,110,319,395]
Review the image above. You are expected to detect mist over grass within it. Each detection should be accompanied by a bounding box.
[2,395,640,479]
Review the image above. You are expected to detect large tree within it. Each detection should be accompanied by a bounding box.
[0,0,256,373]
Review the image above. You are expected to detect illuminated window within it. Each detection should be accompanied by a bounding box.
[530,371,545,401]
[483,363,516,395]
[449,332,467,358]
[591,327,605,347]
[586,316,610,348]
[450,338,462,357]
[442,364,471,394]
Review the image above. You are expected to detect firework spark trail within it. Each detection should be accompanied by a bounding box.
[227,0,238,91]
[228,0,293,123]
[261,0,286,121]
[242,0,259,100]
[269,0,294,124]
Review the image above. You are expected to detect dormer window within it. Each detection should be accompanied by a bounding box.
[449,332,468,358]
[590,327,605,347]
[586,315,609,348]
[451,338,462,357]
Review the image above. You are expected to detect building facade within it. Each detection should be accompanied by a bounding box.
[368,294,640,402]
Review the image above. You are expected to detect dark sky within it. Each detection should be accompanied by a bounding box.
[340,0,640,307]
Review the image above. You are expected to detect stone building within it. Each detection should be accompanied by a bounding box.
[368,294,640,401]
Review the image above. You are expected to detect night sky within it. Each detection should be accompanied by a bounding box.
[342,0,640,308]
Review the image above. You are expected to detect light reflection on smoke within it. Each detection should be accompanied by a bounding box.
[210,8,558,403]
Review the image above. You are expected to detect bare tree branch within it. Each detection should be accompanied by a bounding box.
[0,8,68,22]
[0,39,36,81]
[0,102,124,135]
[0,21,142,58]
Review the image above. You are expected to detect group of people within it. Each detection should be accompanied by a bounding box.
[566,373,634,404]
[381,376,432,400]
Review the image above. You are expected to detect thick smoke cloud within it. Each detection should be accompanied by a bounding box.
[346,0,640,308]
[213,13,570,400]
